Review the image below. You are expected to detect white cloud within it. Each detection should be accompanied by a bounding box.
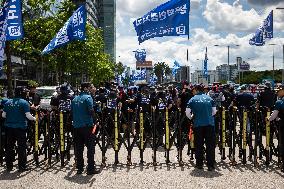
[116,0,284,74]
[247,0,283,6]
[117,0,201,18]
[117,28,284,72]
[203,0,261,32]
[204,0,284,33]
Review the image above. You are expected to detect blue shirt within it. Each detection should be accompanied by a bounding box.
[3,98,30,129]
[71,92,94,128]
[187,93,215,127]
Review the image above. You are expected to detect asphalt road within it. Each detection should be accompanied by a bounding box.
[0,146,283,189]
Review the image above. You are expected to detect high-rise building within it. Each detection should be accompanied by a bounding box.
[191,70,218,84]
[175,66,190,82]
[216,64,239,81]
[73,0,116,62]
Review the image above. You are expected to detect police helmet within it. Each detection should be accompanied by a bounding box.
[14,86,29,98]
[109,90,117,99]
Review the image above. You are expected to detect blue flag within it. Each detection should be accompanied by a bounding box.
[0,0,23,76]
[42,5,87,54]
[249,10,273,46]
[172,60,180,76]
[249,26,265,46]
[150,74,158,85]
[134,49,146,62]
[203,47,208,77]
[133,0,190,44]
[264,10,273,39]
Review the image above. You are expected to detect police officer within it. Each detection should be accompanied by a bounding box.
[257,83,277,109]
[235,86,255,109]
[269,86,284,172]
[71,82,99,175]
[186,84,217,171]
[50,84,74,111]
[2,87,36,172]
[28,85,41,111]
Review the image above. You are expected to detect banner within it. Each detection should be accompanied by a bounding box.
[150,74,158,85]
[249,10,273,46]
[0,0,23,76]
[133,0,190,44]
[134,49,146,62]
[42,5,87,54]
[203,47,208,77]
[172,60,180,76]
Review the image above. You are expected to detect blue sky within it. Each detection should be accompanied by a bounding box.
[116,0,284,71]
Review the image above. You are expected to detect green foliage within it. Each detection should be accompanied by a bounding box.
[115,62,125,76]
[238,70,283,84]
[10,0,114,85]
[28,80,39,88]
[154,62,170,83]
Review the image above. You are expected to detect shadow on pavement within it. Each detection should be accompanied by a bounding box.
[190,168,223,178]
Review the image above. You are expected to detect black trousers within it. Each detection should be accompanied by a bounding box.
[194,126,216,167]
[5,127,27,169]
[279,121,284,159]
[74,126,95,171]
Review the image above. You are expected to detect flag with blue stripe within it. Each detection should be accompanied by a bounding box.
[0,0,23,76]
[203,47,208,77]
[133,0,190,44]
[134,49,146,62]
[172,60,180,76]
[42,5,87,54]
[249,10,273,46]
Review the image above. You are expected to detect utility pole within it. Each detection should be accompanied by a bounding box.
[281,44,284,84]
[228,45,230,82]
[276,8,284,84]
[269,44,276,82]
[273,47,275,80]
[6,41,13,98]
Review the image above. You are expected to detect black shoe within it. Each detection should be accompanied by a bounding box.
[76,169,84,175]
[195,165,203,170]
[87,169,100,175]
[208,166,215,171]
[18,167,29,172]
[6,166,13,172]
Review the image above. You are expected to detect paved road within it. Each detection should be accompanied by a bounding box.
[0,146,283,189]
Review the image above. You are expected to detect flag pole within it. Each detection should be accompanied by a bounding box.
[187,0,190,82]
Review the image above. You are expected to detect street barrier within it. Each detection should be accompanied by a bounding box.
[0,105,282,170]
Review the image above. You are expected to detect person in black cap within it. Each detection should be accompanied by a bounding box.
[2,87,36,172]
[50,84,74,112]
[186,84,217,171]
[28,85,41,111]
[257,82,277,110]
[71,82,100,175]
[269,85,284,172]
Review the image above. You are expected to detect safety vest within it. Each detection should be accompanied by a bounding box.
[58,99,72,112]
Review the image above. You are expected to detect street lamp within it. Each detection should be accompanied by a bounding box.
[276,7,284,84]
[269,43,276,80]
[214,44,240,82]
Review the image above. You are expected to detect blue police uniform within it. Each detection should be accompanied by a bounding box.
[275,98,284,171]
[187,93,215,127]
[3,98,31,170]
[4,99,30,129]
[71,92,96,173]
[187,92,216,169]
[72,92,94,128]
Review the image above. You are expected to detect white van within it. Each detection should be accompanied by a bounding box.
[36,86,58,110]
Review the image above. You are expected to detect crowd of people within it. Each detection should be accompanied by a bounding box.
[0,80,283,174]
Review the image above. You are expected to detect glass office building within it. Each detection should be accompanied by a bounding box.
[73,0,116,62]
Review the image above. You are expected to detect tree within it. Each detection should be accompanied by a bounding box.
[153,62,170,84]
[9,0,115,86]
